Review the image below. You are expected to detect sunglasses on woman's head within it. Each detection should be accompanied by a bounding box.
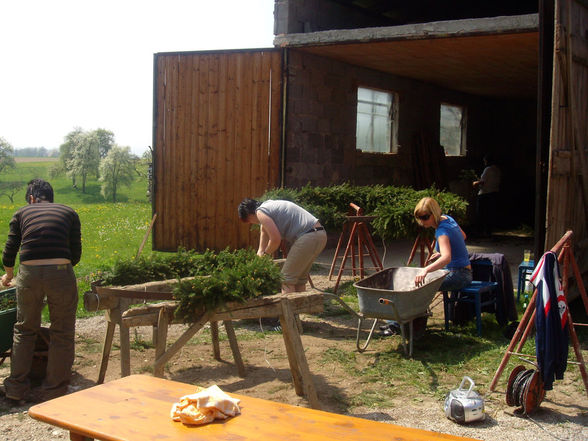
[416,213,431,221]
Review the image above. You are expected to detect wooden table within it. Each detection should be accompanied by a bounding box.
[29,374,481,441]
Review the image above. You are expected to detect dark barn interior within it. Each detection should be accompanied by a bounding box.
[274,1,540,230]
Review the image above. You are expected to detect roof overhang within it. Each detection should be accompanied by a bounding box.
[274,14,539,98]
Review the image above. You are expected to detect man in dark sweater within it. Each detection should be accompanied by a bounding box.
[1,179,81,404]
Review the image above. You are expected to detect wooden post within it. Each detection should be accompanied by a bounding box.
[279,299,320,409]
[223,321,246,377]
[97,321,116,384]
[136,213,157,259]
[210,321,221,360]
[154,307,169,363]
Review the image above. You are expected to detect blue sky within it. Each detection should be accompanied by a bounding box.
[0,1,275,155]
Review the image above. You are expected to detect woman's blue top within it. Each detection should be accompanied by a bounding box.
[435,215,470,269]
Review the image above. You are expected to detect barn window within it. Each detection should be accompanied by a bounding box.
[356,87,398,153]
[440,103,467,156]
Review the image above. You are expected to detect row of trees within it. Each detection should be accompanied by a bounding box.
[0,131,151,203]
[14,147,59,157]
[54,128,149,202]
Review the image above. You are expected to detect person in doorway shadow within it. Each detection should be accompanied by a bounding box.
[473,154,501,237]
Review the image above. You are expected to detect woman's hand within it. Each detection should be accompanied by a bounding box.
[414,270,428,287]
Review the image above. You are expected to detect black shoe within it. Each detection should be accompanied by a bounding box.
[378,328,394,337]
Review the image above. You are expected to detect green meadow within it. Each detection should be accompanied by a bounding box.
[0,159,154,317]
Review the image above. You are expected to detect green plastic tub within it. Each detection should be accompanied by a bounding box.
[0,287,17,353]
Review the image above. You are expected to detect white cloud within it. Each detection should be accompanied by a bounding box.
[0,0,274,154]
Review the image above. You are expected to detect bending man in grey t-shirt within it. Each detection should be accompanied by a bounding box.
[238,198,327,293]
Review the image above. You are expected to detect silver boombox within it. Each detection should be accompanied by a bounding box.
[444,376,485,423]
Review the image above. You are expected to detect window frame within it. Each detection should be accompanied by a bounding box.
[439,102,467,157]
[355,86,399,154]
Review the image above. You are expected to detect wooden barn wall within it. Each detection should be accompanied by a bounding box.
[153,50,282,252]
[283,49,537,229]
[545,0,588,253]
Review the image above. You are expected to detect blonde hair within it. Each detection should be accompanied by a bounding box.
[414,197,442,227]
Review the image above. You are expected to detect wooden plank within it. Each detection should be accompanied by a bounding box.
[207,55,221,250]
[250,53,263,194]
[210,321,221,360]
[196,55,210,250]
[233,53,247,247]
[180,54,194,249]
[216,54,232,248]
[189,54,201,250]
[155,307,169,362]
[269,51,283,188]
[153,55,168,250]
[175,54,188,247]
[225,53,242,248]
[223,320,246,377]
[240,53,254,199]
[97,321,116,384]
[166,55,180,249]
[280,298,320,409]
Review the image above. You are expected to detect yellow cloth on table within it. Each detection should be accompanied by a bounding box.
[170,385,241,425]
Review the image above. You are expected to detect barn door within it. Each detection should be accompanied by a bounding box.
[545,0,588,248]
[153,49,282,251]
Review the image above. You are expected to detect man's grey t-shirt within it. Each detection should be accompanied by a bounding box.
[256,200,318,243]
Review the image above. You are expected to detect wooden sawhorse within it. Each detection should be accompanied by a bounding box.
[85,280,324,409]
[328,203,383,293]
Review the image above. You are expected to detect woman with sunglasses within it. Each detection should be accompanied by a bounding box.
[413,197,472,291]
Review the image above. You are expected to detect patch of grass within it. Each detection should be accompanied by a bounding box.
[76,336,102,353]
[316,312,545,410]
[137,365,154,374]
[0,161,154,319]
[130,331,153,351]
[320,281,360,317]
[268,384,290,394]
[351,389,396,408]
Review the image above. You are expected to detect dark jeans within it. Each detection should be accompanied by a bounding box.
[476,192,499,236]
[4,264,78,400]
[440,267,473,292]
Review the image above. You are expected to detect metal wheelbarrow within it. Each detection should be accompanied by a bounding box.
[326,267,446,356]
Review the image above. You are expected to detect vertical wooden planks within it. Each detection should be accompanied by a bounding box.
[189,55,201,249]
[207,55,221,249]
[153,49,282,251]
[545,0,588,248]
[196,54,210,250]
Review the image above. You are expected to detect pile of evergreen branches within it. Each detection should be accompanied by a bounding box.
[259,183,468,241]
[95,248,282,323]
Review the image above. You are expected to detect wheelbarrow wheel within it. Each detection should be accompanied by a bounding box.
[356,317,379,352]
